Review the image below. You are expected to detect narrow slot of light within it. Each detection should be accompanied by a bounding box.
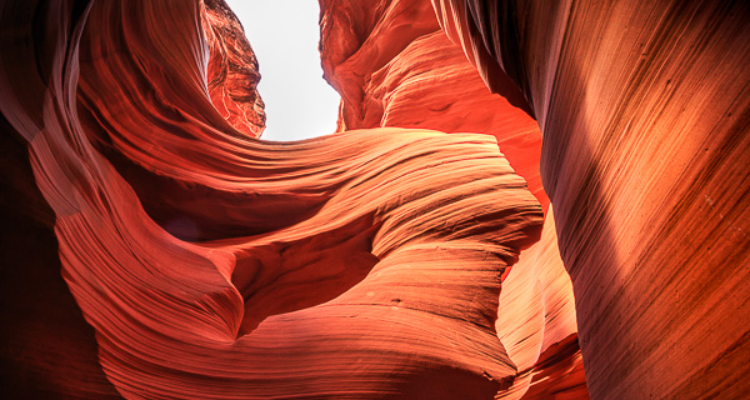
[225,0,341,141]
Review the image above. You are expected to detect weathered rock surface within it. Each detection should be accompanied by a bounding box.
[0,0,568,399]
[320,0,546,208]
[7,0,744,399]
[319,1,587,398]
[434,0,750,398]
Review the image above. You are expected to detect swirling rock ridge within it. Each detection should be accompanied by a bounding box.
[0,0,564,398]
[1,0,747,399]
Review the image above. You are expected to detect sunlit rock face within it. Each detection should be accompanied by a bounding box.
[0,0,571,399]
[319,0,545,208]
[433,0,750,399]
[318,1,588,399]
[7,0,745,399]
[202,0,266,138]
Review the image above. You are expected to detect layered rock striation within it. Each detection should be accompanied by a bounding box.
[318,1,588,398]
[2,0,746,399]
[434,0,750,398]
[0,0,566,399]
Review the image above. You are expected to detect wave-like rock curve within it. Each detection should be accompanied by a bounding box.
[0,0,567,399]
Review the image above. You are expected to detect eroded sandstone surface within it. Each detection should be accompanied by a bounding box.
[0,0,747,399]
[435,0,750,398]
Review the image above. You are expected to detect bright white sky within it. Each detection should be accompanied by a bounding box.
[225,0,341,141]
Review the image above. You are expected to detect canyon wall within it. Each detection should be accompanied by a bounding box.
[1,0,747,399]
[433,0,750,398]
[0,0,576,398]
[318,1,588,398]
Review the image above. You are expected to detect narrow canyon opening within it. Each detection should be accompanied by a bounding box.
[225,0,340,141]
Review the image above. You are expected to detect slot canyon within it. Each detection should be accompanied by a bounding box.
[0,0,748,399]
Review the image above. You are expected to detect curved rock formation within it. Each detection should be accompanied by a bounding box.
[319,0,545,208]
[433,0,750,399]
[5,0,745,399]
[202,0,266,138]
[0,0,563,399]
[318,1,587,398]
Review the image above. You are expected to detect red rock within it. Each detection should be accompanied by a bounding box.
[319,1,586,398]
[434,0,750,398]
[14,0,742,398]
[202,0,266,138]
[0,0,572,399]
[320,1,546,209]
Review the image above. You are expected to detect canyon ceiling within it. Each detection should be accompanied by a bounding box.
[0,0,748,399]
